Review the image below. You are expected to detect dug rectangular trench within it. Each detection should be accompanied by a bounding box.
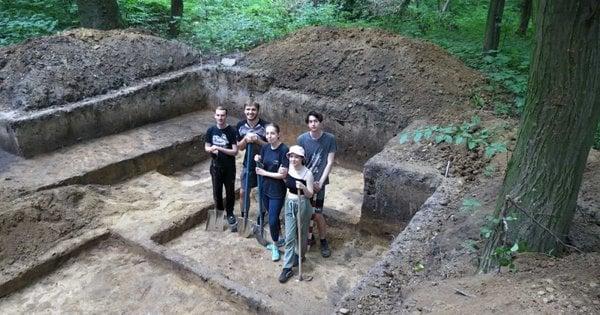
[0,64,445,313]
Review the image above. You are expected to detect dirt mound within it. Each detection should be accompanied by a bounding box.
[0,28,201,111]
[243,26,485,122]
[0,186,105,279]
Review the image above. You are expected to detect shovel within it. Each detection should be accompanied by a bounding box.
[253,165,269,247]
[238,145,255,238]
[205,208,226,231]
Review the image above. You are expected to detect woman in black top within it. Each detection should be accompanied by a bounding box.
[255,124,289,262]
[277,145,314,283]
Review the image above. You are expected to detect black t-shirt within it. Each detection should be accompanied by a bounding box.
[205,125,237,168]
[236,118,269,168]
[259,143,289,198]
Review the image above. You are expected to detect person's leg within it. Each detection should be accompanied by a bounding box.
[268,197,284,243]
[313,187,331,257]
[210,165,224,211]
[239,167,258,217]
[224,165,236,218]
[299,197,314,256]
[282,198,298,270]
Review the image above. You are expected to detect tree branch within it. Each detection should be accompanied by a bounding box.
[506,197,583,254]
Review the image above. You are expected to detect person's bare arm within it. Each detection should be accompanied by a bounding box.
[205,143,217,154]
[299,171,314,199]
[214,144,238,156]
[257,167,287,179]
[316,152,335,191]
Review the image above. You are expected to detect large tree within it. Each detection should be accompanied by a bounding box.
[483,0,506,53]
[169,0,184,37]
[479,0,600,272]
[76,0,121,30]
[516,0,532,36]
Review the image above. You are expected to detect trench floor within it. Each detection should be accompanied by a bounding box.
[0,240,246,314]
[1,157,390,313]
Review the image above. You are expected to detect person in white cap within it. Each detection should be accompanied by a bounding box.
[278,145,314,283]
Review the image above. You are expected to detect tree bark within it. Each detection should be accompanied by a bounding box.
[169,0,184,37]
[482,0,506,54]
[516,0,532,36]
[479,0,600,273]
[76,0,121,30]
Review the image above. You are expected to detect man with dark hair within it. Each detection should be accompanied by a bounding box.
[205,106,238,231]
[236,101,269,217]
[297,110,336,257]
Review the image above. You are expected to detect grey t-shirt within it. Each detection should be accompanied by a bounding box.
[297,132,337,186]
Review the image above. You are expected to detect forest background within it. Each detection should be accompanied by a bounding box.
[1,0,599,148]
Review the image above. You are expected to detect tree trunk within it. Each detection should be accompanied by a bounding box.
[169,0,184,37]
[479,0,600,273]
[76,0,121,30]
[516,0,532,36]
[482,0,506,54]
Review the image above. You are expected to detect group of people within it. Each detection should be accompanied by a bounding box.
[204,101,336,283]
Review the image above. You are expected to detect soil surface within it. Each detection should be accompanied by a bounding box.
[0,28,201,111]
[243,26,486,124]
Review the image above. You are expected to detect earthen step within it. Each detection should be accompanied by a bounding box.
[0,110,216,190]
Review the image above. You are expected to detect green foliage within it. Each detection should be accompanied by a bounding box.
[460,198,481,213]
[483,163,497,177]
[399,116,507,158]
[461,239,479,253]
[177,0,344,53]
[480,212,523,271]
[120,0,171,36]
[0,0,78,46]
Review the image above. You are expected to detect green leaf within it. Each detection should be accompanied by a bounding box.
[423,128,433,139]
[414,131,423,143]
[455,135,465,145]
[444,134,453,143]
[467,140,477,150]
[435,134,445,144]
[399,133,409,144]
[510,243,519,252]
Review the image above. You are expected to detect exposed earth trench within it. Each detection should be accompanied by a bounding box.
[0,27,598,314]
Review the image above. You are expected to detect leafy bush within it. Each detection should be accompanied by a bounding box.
[0,0,78,46]
[399,116,508,158]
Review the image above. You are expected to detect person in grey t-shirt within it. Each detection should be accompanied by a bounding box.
[297,111,336,258]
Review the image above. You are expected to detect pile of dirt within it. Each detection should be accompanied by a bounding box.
[0,28,201,111]
[0,186,105,279]
[243,26,485,123]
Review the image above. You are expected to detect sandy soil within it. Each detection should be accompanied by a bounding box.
[0,240,246,314]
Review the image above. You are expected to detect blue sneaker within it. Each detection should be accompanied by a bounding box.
[271,243,280,261]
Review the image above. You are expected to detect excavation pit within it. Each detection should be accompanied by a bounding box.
[0,238,249,314]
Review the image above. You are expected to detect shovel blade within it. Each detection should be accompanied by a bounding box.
[237,217,255,238]
[205,209,226,231]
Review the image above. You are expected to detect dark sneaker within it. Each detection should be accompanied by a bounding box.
[227,216,238,233]
[278,268,293,283]
[320,239,331,258]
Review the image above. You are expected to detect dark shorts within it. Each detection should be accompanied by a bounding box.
[310,186,326,212]
[240,166,258,190]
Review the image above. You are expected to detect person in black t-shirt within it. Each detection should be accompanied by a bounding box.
[205,106,238,232]
[254,124,289,262]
